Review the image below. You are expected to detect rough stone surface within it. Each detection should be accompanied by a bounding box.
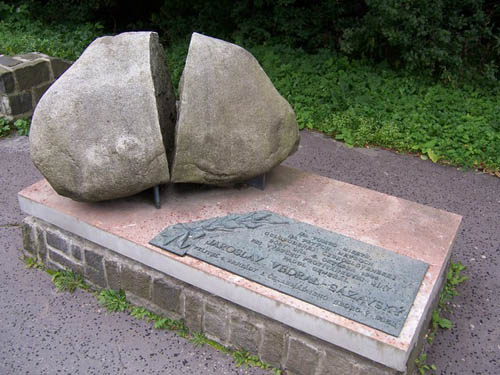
[31,82,52,105]
[229,314,261,353]
[48,250,83,275]
[49,58,72,79]
[46,230,69,253]
[317,350,361,375]
[0,55,21,67]
[85,265,107,288]
[120,264,151,300]
[171,32,299,184]
[35,226,47,261]
[104,259,121,291]
[84,249,103,271]
[21,219,36,255]
[16,53,43,61]
[30,32,176,201]
[259,319,286,367]
[152,277,182,314]
[14,60,50,91]
[183,289,204,332]
[4,92,32,115]
[71,243,82,260]
[0,68,15,94]
[204,296,230,342]
[286,336,320,375]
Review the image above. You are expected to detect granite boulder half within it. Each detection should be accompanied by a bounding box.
[30,32,176,201]
[171,33,300,184]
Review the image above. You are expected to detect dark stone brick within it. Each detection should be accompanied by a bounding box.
[152,278,182,314]
[259,320,285,368]
[85,265,107,288]
[285,336,319,375]
[46,230,69,253]
[21,220,36,255]
[48,250,83,275]
[32,82,52,105]
[6,92,32,116]
[0,96,6,114]
[183,290,203,332]
[0,55,21,67]
[71,244,82,260]
[50,58,72,79]
[204,297,229,342]
[358,362,399,375]
[84,249,103,271]
[15,53,44,61]
[229,314,260,353]
[14,60,50,91]
[317,350,358,375]
[0,68,15,94]
[104,260,121,290]
[120,264,151,300]
[35,226,47,262]
[46,260,64,272]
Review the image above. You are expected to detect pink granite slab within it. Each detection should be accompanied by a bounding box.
[18,165,461,368]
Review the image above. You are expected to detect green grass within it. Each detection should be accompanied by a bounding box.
[0,2,103,60]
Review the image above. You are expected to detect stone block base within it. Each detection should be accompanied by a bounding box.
[21,216,401,375]
[18,167,462,374]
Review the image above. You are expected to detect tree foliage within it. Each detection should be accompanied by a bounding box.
[6,0,500,82]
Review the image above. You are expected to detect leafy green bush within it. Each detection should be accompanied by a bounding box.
[3,2,498,173]
[5,0,499,82]
[158,0,499,84]
[167,41,500,172]
[340,0,500,84]
[0,1,103,60]
[0,117,31,137]
[257,45,500,171]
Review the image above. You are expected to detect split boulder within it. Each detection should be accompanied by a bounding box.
[30,32,176,201]
[171,33,299,184]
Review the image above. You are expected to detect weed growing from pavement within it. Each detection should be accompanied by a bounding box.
[46,268,90,293]
[96,289,130,312]
[427,262,468,345]
[22,256,280,373]
[416,261,468,374]
[13,118,30,136]
[0,117,31,137]
[415,353,437,374]
[23,255,43,269]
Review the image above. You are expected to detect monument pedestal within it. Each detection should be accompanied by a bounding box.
[18,166,461,375]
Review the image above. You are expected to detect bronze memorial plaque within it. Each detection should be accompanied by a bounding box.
[150,211,428,336]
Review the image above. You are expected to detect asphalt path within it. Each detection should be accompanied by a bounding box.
[0,130,498,374]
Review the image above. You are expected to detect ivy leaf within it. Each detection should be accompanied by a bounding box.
[438,317,452,329]
[427,149,440,163]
